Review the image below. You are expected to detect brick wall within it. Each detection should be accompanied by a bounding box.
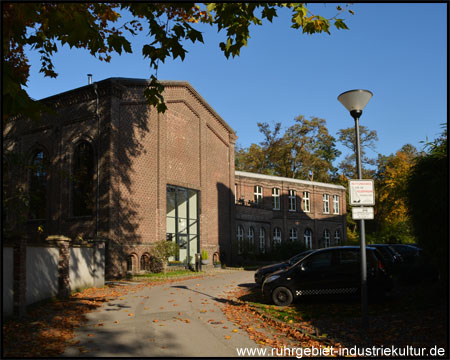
[234,171,347,255]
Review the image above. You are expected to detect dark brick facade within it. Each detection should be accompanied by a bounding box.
[3,77,346,278]
[234,171,347,257]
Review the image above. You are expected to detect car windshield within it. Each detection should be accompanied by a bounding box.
[287,250,313,266]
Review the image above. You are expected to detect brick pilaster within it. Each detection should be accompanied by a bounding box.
[47,235,71,298]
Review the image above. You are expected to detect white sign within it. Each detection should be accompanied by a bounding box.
[352,207,374,220]
[349,180,375,206]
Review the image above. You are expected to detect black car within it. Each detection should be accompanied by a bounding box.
[370,244,404,273]
[254,250,314,285]
[262,246,393,306]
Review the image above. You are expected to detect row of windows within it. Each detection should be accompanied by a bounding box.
[236,225,341,255]
[238,185,340,214]
[22,141,95,220]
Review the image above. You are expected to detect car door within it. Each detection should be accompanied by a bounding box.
[291,250,339,297]
[333,248,360,295]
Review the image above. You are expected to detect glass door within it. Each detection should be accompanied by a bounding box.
[166,185,199,266]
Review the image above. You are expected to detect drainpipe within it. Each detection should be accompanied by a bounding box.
[93,82,100,239]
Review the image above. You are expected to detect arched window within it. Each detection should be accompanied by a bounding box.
[140,253,151,272]
[72,141,94,216]
[334,229,341,245]
[289,228,298,242]
[248,227,255,253]
[29,150,48,219]
[237,225,244,255]
[304,228,313,249]
[323,229,331,248]
[259,228,266,254]
[273,227,282,247]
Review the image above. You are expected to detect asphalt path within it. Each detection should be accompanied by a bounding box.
[63,270,264,357]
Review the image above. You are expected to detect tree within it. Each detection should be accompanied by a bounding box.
[372,144,418,244]
[236,116,341,182]
[3,3,353,122]
[337,125,378,179]
[406,126,447,282]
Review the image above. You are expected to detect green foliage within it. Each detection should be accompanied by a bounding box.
[201,249,208,260]
[154,240,180,262]
[3,3,352,122]
[406,127,448,282]
[236,115,341,182]
[337,125,379,179]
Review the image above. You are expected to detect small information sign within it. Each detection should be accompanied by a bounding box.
[349,180,375,206]
[352,207,374,220]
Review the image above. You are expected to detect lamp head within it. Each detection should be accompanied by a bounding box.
[338,89,373,118]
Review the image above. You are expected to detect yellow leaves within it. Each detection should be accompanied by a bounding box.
[128,313,134,316]
[224,335,231,340]
[232,329,238,333]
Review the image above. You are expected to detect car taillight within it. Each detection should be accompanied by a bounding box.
[378,260,384,271]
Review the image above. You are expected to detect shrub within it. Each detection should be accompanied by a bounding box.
[148,254,164,273]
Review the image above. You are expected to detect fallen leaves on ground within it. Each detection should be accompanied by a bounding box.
[2,275,207,358]
[221,282,448,354]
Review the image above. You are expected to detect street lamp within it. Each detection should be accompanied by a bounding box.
[338,89,373,329]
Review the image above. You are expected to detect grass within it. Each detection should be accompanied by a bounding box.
[130,270,204,280]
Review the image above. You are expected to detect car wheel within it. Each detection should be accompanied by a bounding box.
[272,286,293,306]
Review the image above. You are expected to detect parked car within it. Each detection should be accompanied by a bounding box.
[388,244,439,283]
[254,250,314,285]
[388,244,420,264]
[262,246,393,306]
[370,244,404,273]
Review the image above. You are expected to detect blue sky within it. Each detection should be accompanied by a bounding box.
[24,3,447,164]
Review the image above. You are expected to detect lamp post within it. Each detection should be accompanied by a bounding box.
[337,89,373,329]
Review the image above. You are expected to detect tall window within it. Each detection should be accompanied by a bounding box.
[259,228,266,254]
[289,227,298,242]
[273,227,282,246]
[302,191,310,212]
[334,229,341,245]
[248,227,255,253]
[272,188,280,210]
[237,225,244,254]
[29,150,48,219]
[167,185,199,264]
[323,194,330,214]
[254,185,263,204]
[333,195,340,214]
[72,141,94,216]
[323,229,331,247]
[304,228,312,249]
[288,189,296,211]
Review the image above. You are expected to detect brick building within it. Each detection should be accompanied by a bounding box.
[234,171,346,258]
[3,77,346,278]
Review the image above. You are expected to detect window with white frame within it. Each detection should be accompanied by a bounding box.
[304,228,312,249]
[288,189,296,211]
[259,228,266,254]
[248,227,255,253]
[289,227,298,242]
[334,229,341,245]
[302,191,310,212]
[333,195,339,214]
[323,229,331,247]
[237,225,244,254]
[323,194,330,213]
[273,227,282,246]
[272,188,280,210]
[254,185,263,204]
